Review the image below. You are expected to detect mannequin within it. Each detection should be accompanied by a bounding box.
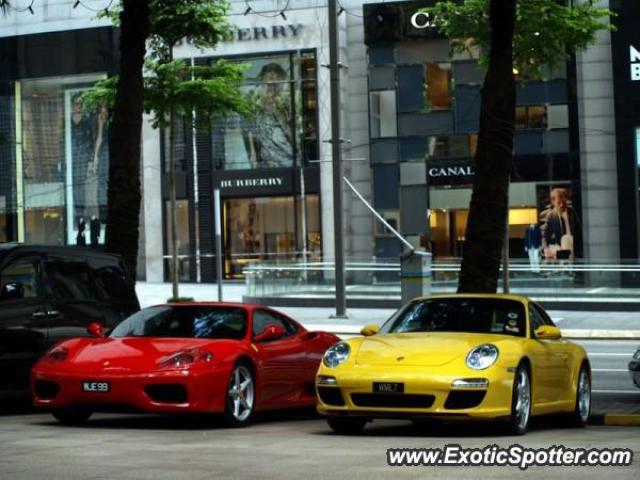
[524,223,542,273]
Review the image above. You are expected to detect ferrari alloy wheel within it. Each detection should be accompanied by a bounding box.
[327,417,367,435]
[224,363,255,427]
[568,364,591,427]
[508,364,531,435]
[52,407,92,425]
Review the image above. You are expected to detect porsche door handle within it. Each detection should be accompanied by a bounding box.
[31,311,47,318]
[46,310,60,317]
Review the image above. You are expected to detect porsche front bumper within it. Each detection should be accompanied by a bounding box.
[316,363,515,420]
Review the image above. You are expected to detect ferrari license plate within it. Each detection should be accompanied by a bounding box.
[373,382,404,393]
[82,381,110,393]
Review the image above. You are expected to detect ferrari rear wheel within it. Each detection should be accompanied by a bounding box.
[223,363,255,428]
[507,364,531,435]
[52,407,92,425]
[327,417,367,435]
[567,364,591,427]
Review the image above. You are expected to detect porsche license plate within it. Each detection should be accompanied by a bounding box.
[373,382,404,393]
[82,381,110,393]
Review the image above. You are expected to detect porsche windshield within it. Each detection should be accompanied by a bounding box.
[110,306,248,340]
[380,298,526,337]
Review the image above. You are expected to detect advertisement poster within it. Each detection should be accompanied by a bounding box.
[222,57,294,170]
[64,88,109,247]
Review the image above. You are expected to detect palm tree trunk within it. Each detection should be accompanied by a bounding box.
[104,0,150,282]
[457,0,516,293]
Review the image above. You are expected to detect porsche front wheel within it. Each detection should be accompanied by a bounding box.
[52,407,92,425]
[223,363,255,428]
[507,364,531,435]
[567,364,591,427]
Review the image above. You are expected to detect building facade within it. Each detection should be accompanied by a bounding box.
[0,0,638,283]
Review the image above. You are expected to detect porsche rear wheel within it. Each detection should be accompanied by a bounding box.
[223,363,255,428]
[52,407,92,425]
[327,417,367,435]
[567,364,591,427]
[507,364,531,435]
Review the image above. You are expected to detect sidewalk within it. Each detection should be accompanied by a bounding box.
[136,282,640,339]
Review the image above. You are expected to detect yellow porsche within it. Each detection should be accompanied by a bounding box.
[316,294,591,435]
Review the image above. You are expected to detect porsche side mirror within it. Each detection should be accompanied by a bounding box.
[534,325,561,340]
[254,324,286,343]
[0,282,24,301]
[360,324,380,337]
[87,322,106,338]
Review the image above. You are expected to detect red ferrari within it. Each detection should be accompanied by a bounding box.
[31,303,339,427]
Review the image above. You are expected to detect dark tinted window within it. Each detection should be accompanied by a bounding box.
[111,306,247,340]
[0,257,42,298]
[44,260,99,301]
[532,304,555,327]
[381,298,526,337]
[92,265,133,301]
[252,310,297,337]
[528,304,545,335]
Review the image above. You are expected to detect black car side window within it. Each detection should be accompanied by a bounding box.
[0,257,42,299]
[44,259,99,301]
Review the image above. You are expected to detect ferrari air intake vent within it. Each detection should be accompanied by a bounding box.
[317,387,346,406]
[34,380,60,400]
[350,393,435,409]
[444,390,486,410]
[144,384,188,404]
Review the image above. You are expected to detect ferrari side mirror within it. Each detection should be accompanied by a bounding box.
[87,322,106,338]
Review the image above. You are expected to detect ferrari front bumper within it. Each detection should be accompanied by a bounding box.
[31,364,233,414]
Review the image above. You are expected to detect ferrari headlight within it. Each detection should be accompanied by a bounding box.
[44,346,69,363]
[466,344,499,370]
[323,342,350,368]
[157,349,213,370]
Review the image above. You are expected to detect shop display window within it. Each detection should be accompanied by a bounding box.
[369,90,397,138]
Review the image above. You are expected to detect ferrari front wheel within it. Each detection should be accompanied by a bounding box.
[223,363,255,428]
[507,364,531,435]
[52,407,92,425]
[327,417,367,435]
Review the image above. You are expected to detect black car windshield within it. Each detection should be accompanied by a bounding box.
[380,298,526,338]
[110,306,248,340]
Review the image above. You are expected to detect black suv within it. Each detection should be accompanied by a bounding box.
[0,244,140,393]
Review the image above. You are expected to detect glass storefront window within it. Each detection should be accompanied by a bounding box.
[425,62,452,110]
[164,200,191,282]
[369,90,397,138]
[213,51,318,170]
[222,195,321,279]
[14,74,108,246]
[515,105,547,129]
[426,134,477,160]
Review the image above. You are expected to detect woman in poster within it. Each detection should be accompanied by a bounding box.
[71,93,108,245]
[540,188,576,260]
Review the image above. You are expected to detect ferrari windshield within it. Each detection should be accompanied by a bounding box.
[380,298,526,337]
[110,306,248,340]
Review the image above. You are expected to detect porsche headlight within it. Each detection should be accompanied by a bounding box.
[466,344,499,370]
[323,342,350,368]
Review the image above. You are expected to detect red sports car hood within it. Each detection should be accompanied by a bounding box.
[62,337,220,373]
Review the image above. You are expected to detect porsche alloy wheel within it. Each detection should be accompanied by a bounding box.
[224,364,255,427]
[508,365,531,435]
[568,364,591,427]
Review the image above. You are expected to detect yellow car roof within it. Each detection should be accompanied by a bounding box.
[414,293,530,303]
